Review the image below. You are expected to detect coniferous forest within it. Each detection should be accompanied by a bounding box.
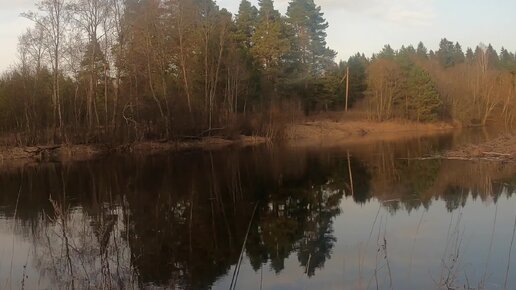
[1,0,516,146]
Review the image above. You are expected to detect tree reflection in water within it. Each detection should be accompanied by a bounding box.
[0,133,516,288]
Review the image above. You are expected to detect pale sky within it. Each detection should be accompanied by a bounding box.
[1,0,516,71]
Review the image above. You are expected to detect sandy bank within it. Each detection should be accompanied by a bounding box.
[287,120,455,147]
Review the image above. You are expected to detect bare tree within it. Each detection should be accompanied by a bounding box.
[170,0,195,113]
[18,25,48,137]
[62,25,86,133]
[72,0,110,129]
[23,0,70,141]
[109,0,125,129]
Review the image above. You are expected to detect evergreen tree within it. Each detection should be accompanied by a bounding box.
[486,44,500,68]
[437,38,464,68]
[251,0,290,72]
[474,45,484,60]
[406,67,442,122]
[232,0,260,108]
[399,45,416,56]
[346,53,368,106]
[465,47,474,64]
[80,41,107,80]
[377,44,395,59]
[286,0,336,76]
[437,38,454,67]
[500,47,516,71]
[234,0,258,49]
[397,46,415,71]
[453,42,465,64]
[416,42,428,59]
[283,0,337,111]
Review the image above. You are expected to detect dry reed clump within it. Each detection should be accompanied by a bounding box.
[239,101,304,141]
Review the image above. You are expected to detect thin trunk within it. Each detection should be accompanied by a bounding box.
[178,11,192,113]
[104,64,109,130]
[204,29,209,124]
[112,75,119,129]
[146,60,165,121]
[209,23,227,131]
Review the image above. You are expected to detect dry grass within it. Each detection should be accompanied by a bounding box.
[287,117,454,147]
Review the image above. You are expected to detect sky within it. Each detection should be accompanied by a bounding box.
[1,0,516,71]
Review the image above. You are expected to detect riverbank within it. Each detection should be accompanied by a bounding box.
[287,119,455,147]
[0,118,457,164]
[0,135,269,164]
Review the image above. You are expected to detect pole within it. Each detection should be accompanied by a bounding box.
[345,66,349,112]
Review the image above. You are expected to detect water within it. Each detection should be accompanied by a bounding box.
[1,130,516,289]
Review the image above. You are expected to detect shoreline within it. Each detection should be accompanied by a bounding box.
[0,135,270,164]
[0,119,458,165]
[286,119,455,147]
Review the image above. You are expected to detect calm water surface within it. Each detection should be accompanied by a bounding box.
[1,130,516,290]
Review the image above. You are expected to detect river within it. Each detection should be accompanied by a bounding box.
[0,129,515,289]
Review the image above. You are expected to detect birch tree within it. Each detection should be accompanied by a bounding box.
[23,0,71,140]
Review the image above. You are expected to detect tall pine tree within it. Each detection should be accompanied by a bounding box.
[286,0,335,77]
[416,42,428,59]
[235,0,258,49]
[251,0,290,71]
[251,0,291,101]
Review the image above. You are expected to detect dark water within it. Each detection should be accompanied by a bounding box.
[1,130,516,289]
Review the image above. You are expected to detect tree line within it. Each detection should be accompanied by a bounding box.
[0,0,338,145]
[346,39,516,126]
[1,0,516,146]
